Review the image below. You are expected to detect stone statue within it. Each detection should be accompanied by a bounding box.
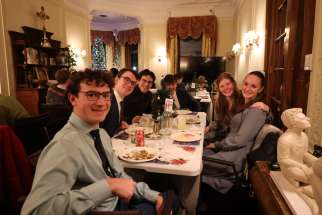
[312,157,322,215]
[277,108,318,214]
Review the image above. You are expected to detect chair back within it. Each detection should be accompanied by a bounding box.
[0,125,33,215]
[40,104,71,139]
[13,113,50,156]
[247,124,283,169]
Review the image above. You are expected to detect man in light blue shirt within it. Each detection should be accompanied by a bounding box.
[22,71,164,215]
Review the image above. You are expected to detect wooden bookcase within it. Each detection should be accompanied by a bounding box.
[9,26,70,115]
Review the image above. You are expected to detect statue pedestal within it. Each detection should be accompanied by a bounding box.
[270,171,314,215]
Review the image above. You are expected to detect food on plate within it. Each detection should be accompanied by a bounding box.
[123,149,155,161]
[186,116,201,124]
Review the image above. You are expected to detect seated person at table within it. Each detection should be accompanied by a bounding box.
[162,74,200,112]
[174,72,185,91]
[0,95,30,126]
[202,71,269,194]
[101,68,138,136]
[21,71,164,215]
[46,68,71,105]
[124,69,155,124]
[205,72,270,142]
[110,67,119,78]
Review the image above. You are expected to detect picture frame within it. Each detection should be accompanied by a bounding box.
[35,67,49,81]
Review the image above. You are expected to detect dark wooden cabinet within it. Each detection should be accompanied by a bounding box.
[264,0,316,127]
[9,26,70,115]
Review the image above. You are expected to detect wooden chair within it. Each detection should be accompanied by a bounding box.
[200,124,283,214]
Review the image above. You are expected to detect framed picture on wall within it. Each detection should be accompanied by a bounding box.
[35,67,49,81]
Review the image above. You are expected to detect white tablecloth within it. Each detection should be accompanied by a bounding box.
[112,113,206,176]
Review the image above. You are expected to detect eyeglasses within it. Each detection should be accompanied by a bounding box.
[79,91,111,101]
[121,76,137,86]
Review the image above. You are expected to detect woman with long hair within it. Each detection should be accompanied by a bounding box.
[205,72,269,142]
[202,71,268,194]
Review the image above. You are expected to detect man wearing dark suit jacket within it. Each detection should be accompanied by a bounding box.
[101,69,138,137]
[162,74,200,112]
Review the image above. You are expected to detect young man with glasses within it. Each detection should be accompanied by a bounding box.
[22,71,164,215]
[124,69,156,124]
[101,68,138,137]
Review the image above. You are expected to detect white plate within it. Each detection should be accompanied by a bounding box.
[175,109,192,115]
[119,147,158,163]
[170,132,201,142]
[125,126,153,135]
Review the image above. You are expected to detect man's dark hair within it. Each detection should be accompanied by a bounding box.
[110,68,119,78]
[174,73,183,81]
[67,70,114,96]
[139,69,156,82]
[117,68,139,80]
[162,74,176,85]
[55,68,71,84]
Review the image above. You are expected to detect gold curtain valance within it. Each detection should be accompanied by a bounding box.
[118,28,140,45]
[167,15,217,52]
[90,30,114,44]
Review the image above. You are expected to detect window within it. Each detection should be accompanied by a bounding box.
[125,43,138,71]
[180,36,202,57]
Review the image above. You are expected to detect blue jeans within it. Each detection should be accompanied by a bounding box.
[115,191,178,215]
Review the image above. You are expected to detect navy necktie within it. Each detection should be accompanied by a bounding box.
[90,129,115,177]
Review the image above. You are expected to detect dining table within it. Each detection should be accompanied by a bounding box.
[111,112,207,215]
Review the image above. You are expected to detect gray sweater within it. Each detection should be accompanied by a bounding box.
[202,107,267,193]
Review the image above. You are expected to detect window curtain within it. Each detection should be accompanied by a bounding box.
[202,33,216,57]
[118,28,140,69]
[120,45,126,69]
[106,43,114,69]
[169,35,179,74]
[167,15,217,72]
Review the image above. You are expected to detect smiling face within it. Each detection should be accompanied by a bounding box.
[115,71,137,98]
[165,82,177,94]
[69,81,111,126]
[218,78,235,97]
[242,74,264,103]
[138,75,154,93]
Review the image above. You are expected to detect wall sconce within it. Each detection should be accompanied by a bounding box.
[155,46,166,64]
[232,42,241,55]
[243,30,259,49]
[74,48,87,58]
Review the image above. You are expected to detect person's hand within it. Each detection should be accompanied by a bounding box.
[155,194,164,215]
[121,121,129,130]
[132,116,141,124]
[251,102,270,113]
[204,126,210,134]
[206,143,216,149]
[107,178,136,203]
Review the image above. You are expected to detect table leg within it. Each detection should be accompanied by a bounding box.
[170,174,200,215]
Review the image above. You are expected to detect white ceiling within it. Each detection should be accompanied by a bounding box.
[65,0,239,31]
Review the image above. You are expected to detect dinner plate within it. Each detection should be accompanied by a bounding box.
[175,109,192,115]
[119,147,158,163]
[125,126,153,135]
[170,131,201,142]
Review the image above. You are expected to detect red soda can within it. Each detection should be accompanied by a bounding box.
[135,128,145,147]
